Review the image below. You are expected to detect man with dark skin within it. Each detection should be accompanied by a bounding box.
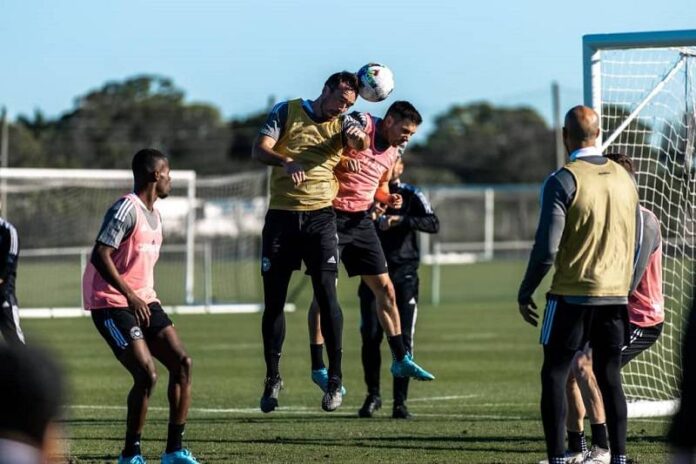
[83,149,197,464]
[518,106,638,464]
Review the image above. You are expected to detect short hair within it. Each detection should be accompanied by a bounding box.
[132,148,167,179]
[0,345,65,444]
[605,152,635,175]
[385,101,423,125]
[324,71,359,93]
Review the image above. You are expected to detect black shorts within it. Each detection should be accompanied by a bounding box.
[261,208,338,276]
[621,322,663,366]
[91,302,173,357]
[336,210,388,277]
[539,295,629,351]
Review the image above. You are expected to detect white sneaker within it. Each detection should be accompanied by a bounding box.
[582,446,610,464]
[538,450,584,464]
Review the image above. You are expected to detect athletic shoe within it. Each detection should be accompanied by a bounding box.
[582,446,610,464]
[392,404,413,419]
[160,448,199,464]
[311,368,347,395]
[119,454,147,464]
[260,376,283,413]
[321,377,343,412]
[538,450,584,464]
[390,353,435,381]
[357,394,382,418]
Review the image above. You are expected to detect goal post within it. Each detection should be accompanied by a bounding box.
[583,29,696,416]
[0,167,279,315]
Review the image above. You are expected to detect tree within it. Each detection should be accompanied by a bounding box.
[412,102,555,183]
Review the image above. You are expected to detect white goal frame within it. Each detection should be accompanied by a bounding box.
[583,29,696,417]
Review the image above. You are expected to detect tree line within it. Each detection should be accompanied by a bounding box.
[5,74,561,183]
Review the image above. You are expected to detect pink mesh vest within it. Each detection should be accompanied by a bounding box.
[333,114,400,213]
[629,208,664,327]
[83,194,162,310]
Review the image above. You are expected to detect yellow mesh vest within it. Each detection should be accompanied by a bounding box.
[550,159,638,297]
[269,99,343,211]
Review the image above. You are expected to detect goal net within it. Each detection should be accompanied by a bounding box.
[0,168,268,315]
[584,30,696,416]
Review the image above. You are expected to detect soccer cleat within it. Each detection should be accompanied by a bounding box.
[160,448,199,464]
[311,368,347,395]
[390,353,435,381]
[581,446,610,464]
[119,454,147,464]
[392,404,413,420]
[357,394,382,418]
[538,450,584,464]
[321,377,343,412]
[260,376,283,413]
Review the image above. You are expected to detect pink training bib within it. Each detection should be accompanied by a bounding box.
[83,193,162,310]
[629,208,665,327]
[333,114,400,213]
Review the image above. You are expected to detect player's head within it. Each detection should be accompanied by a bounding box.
[563,105,600,154]
[605,152,635,176]
[132,148,172,199]
[382,101,422,147]
[391,157,405,181]
[318,71,359,120]
[0,345,66,454]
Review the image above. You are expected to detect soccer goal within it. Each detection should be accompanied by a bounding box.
[584,29,696,417]
[0,168,271,316]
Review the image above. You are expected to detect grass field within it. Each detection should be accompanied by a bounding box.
[21,261,672,463]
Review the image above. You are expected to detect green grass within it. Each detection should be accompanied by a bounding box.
[22,261,671,463]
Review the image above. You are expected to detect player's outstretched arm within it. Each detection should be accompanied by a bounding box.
[252,135,289,166]
[91,244,151,326]
[343,125,369,151]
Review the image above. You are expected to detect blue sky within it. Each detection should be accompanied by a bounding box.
[1,0,694,140]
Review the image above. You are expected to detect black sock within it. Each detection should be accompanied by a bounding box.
[310,344,325,370]
[387,335,407,361]
[166,423,185,453]
[265,351,281,379]
[591,423,609,450]
[123,431,141,457]
[567,430,586,453]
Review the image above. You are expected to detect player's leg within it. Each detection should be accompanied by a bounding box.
[358,280,383,418]
[570,347,609,460]
[565,374,589,460]
[392,272,419,419]
[92,308,157,462]
[539,296,587,463]
[0,292,25,344]
[146,306,197,463]
[259,210,300,412]
[303,207,343,411]
[590,305,628,463]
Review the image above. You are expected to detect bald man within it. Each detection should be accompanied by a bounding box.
[517,106,638,464]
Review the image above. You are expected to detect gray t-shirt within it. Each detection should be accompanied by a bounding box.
[259,100,363,142]
[96,196,161,249]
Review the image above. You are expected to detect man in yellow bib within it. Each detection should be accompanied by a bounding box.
[517,106,638,464]
[252,71,369,413]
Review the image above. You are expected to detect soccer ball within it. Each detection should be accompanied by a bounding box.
[357,63,395,102]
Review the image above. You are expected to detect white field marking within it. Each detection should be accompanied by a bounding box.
[70,404,524,420]
[409,394,478,402]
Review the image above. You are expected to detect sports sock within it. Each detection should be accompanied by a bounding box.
[387,335,407,361]
[122,431,141,457]
[591,423,609,450]
[310,344,325,370]
[166,423,186,453]
[567,430,586,453]
[610,455,626,464]
[264,351,281,379]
